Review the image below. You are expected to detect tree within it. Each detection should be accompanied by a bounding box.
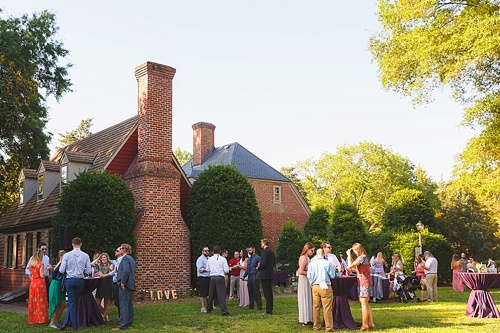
[56,118,93,150]
[275,220,305,274]
[189,165,262,266]
[296,142,416,230]
[303,207,330,248]
[0,10,72,214]
[437,184,499,259]
[330,202,367,255]
[382,189,436,232]
[173,147,193,166]
[370,1,500,227]
[52,171,136,258]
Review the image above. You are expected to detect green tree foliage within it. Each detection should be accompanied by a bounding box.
[389,230,453,282]
[189,165,262,263]
[173,147,193,166]
[296,142,415,230]
[303,207,330,248]
[52,171,136,257]
[414,167,441,212]
[330,202,367,255]
[382,189,436,232]
[0,9,72,214]
[275,220,305,274]
[56,118,93,151]
[371,0,500,231]
[437,184,498,259]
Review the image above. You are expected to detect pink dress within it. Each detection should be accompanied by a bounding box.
[452,266,464,292]
[239,259,250,306]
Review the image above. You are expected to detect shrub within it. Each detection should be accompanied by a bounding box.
[52,171,136,257]
[275,220,305,274]
[189,165,262,266]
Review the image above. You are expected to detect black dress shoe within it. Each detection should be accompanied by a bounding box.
[60,324,66,331]
[222,312,232,316]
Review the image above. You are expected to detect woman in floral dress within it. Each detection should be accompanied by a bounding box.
[28,249,50,324]
[347,243,374,331]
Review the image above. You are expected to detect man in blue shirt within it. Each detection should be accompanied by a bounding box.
[243,246,262,310]
[307,248,336,332]
[59,237,92,330]
[196,246,210,313]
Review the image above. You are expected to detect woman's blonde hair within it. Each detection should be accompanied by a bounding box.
[29,250,43,268]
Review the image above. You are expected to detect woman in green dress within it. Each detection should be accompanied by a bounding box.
[48,250,66,329]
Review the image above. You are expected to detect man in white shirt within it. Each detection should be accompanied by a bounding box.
[206,245,231,316]
[423,251,438,302]
[321,242,341,273]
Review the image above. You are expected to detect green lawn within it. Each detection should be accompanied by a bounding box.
[2,287,500,332]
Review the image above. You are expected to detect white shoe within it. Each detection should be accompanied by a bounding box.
[201,308,207,313]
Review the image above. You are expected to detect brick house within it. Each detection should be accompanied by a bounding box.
[0,61,310,294]
[0,62,191,293]
[182,122,311,247]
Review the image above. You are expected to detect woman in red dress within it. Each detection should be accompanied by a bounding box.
[28,249,50,324]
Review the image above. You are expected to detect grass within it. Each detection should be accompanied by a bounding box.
[2,287,500,332]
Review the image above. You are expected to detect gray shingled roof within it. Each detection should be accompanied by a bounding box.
[0,116,138,232]
[182,142,290,182]
[51,116,138,171]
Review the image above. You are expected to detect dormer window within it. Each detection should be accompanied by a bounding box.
[37,173,44,201]
[61,165,68,187]
[273,185,281,203]
[19,181,25,205]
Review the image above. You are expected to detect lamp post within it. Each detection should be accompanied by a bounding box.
[416,221,424,256]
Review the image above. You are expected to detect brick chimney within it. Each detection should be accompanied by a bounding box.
[192,122,215,166]
[125,61,191,292]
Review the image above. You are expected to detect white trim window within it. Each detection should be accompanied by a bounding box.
[19,180,25,205]
[22,232,36,268]
[273,185,282,203]
[61,164,68,189]
[37,173,44,201]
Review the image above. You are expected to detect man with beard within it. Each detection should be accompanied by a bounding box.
[243,246,262,310]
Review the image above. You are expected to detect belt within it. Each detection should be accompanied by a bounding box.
[426,273,437,275]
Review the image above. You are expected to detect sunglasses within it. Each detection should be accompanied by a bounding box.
[115,250,121,252]
[41,248,47,251]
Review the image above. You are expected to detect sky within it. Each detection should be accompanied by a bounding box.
[2,1,475,181]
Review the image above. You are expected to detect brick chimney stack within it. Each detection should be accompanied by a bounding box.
[125,61,190,292]
[135,61,176,163]
[192,122,215,166]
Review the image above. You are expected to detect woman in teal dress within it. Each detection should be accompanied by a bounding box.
[48,250,66,329]
[96,253,114,322]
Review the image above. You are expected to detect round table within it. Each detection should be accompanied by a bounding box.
[331,276,360,329]
[458,272,500,318]
[76,277,105,327]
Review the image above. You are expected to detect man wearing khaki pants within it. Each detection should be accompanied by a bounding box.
[423,251,439,302]
[307,248,337,332]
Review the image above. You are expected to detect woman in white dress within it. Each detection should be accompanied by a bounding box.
[238,249,250,307]
[298,242,315,326]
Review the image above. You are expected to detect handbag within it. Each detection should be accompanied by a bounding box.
[61,273,67,292]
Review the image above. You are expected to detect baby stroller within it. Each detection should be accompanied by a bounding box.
[394,274,421,303]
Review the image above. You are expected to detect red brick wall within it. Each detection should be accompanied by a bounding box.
[249,179,310,248]
[192,122,215,166]
[125,62,191,292]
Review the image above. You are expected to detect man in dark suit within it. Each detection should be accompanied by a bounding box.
[258,238,275,315]
[113,243,136,331]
